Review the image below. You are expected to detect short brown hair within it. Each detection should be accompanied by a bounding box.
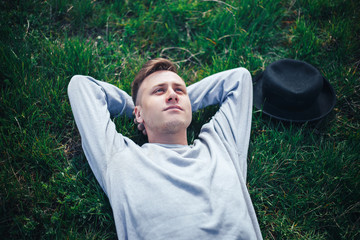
[131,58,177,105]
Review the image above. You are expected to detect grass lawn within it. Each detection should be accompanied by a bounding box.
[1,0,359,239]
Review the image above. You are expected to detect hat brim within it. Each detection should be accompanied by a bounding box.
[253,73,336,122]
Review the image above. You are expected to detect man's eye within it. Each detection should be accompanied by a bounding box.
[176,88,184,93]
[155,88,164,93]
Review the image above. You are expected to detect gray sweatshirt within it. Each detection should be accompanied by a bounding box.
[68,67,262,240]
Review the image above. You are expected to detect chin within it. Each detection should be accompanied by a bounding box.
[162,120,189,134]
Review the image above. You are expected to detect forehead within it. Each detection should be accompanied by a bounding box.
[142,70,186,88]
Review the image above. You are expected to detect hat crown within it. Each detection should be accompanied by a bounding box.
[263,59,323,111]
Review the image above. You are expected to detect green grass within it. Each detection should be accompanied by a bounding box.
[1,0,359,239]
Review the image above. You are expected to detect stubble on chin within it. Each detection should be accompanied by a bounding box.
[161,120,189,134]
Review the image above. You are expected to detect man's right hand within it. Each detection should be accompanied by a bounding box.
[133,113,147,135]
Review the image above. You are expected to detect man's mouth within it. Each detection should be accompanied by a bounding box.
[164,105,183,111]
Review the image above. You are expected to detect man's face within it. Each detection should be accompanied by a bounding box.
[134,71,192,135]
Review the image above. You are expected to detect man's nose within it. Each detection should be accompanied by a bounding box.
[166,89,179,103]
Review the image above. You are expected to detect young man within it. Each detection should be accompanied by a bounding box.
[68,58,262,239]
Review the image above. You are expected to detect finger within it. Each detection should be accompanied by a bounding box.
[137,123,145,131]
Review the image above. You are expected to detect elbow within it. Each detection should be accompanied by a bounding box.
[231,68,253,97]
[68,75,87,95]
[235,68,252,91]
[235,67,252,84]
[227,68,252,88]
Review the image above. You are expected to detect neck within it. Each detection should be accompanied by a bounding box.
[147,129,188,145]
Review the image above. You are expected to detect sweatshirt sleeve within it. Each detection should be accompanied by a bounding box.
[67,75,135,192]
[187,68,253,177]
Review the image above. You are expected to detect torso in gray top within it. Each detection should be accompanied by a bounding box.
[68,68,263,239]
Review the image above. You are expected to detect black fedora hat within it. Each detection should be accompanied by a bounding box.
[253,59,336,122]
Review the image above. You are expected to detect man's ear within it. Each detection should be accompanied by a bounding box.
[134,106,144,123]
